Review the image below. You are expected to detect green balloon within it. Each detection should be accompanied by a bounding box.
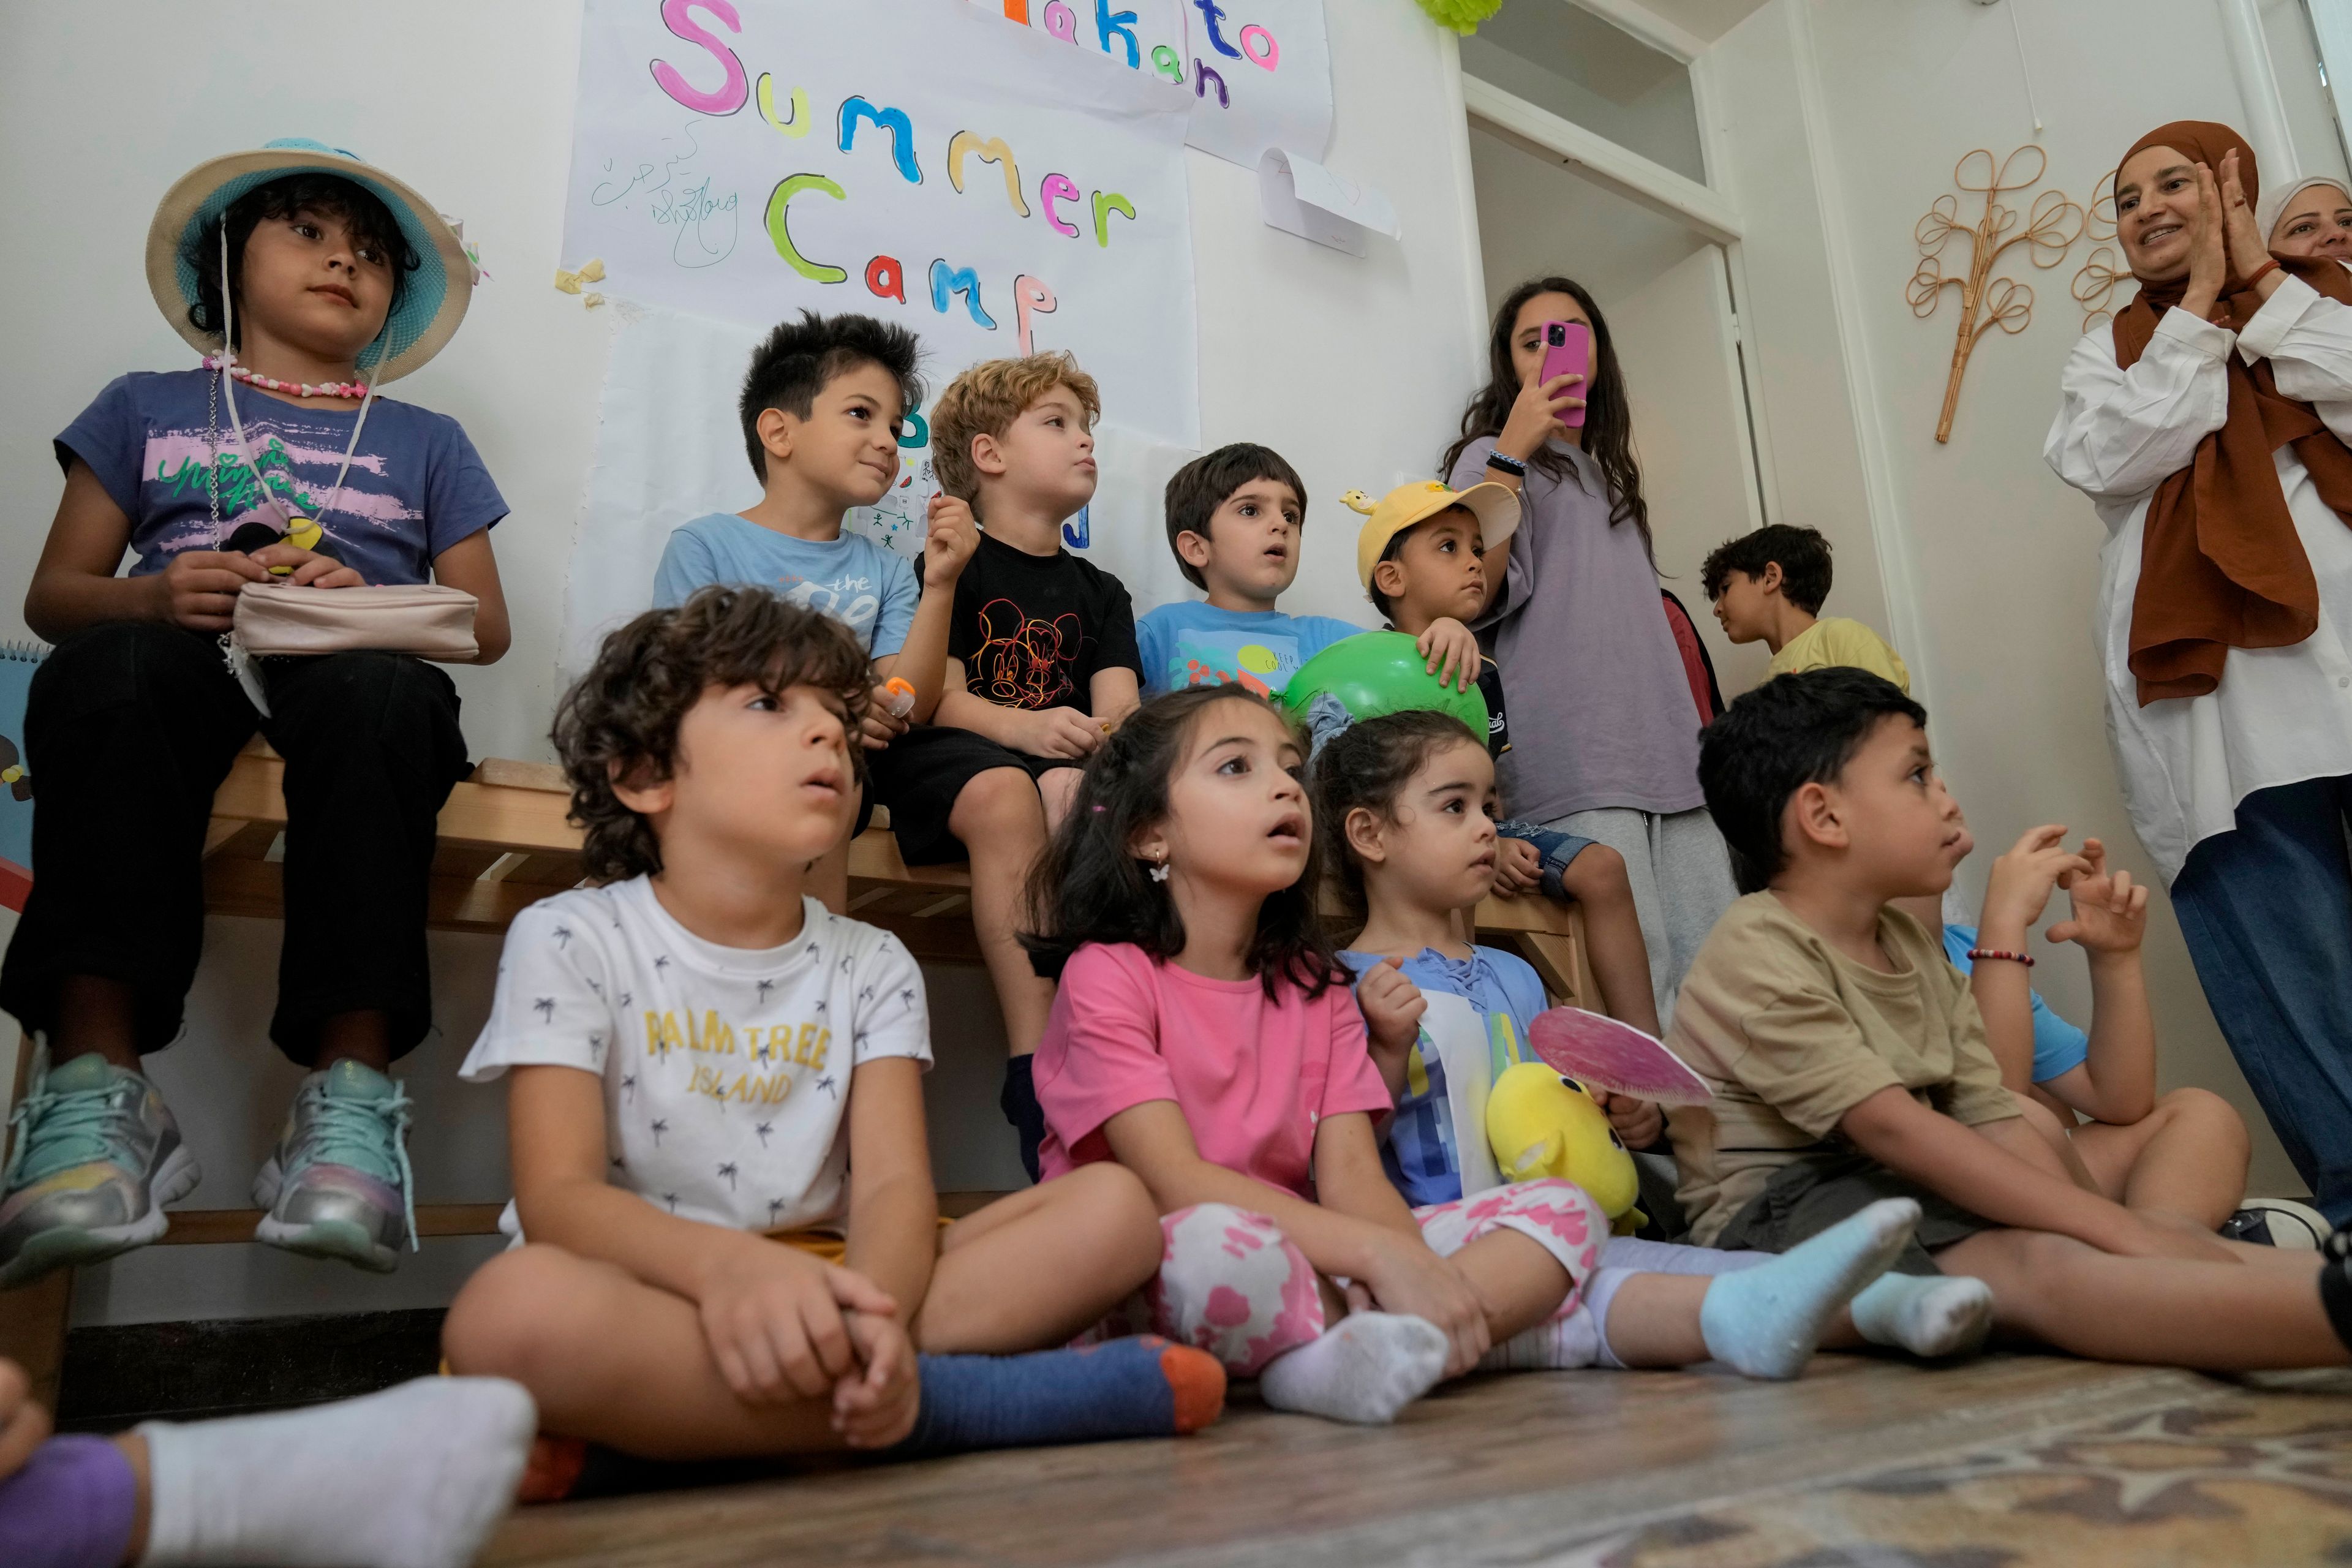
[1281,631,1489,738]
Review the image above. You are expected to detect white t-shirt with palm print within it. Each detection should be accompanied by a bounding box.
[461,876,931,1238]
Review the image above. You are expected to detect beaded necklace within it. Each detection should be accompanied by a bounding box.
[201,354,369,401]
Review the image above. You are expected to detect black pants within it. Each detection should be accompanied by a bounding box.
[0,622,469,1064]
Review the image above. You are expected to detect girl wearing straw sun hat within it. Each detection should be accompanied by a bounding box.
[1,140,510,1287]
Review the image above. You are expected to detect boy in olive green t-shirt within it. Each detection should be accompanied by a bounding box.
[1675,667,2352,1373]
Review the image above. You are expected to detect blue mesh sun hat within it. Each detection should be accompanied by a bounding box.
[144,138,480,383]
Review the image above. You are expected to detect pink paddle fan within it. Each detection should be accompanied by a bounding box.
[1526,1007,1713,1106]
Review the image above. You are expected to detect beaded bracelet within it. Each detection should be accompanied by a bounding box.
[1485,450,1529,478]
[1967,947,2034,968]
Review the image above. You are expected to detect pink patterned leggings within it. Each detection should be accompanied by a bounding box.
[1111,1178,1607,1376]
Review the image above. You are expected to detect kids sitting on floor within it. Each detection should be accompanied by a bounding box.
[1936,823,2260,1240]
[1316,710,1995,1368]
[2,140,512,1286]
[1352,480,1664,1039]
[1674,666,2352,1370]
[439,589,1224,1469]
[1701,524,1909,692]
[1135,444,1480,701]
[1020,686,1939,1426]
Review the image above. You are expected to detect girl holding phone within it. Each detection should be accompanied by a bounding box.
[1441,276,1736,1020]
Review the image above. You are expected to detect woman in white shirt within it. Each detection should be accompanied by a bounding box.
[2046,121,2352,1230]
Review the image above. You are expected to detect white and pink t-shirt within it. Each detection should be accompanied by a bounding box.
[1034,941,1393,1197]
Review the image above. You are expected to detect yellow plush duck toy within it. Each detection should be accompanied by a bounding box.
[1485,1062,1641,1228]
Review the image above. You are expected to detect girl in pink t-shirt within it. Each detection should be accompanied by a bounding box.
[1023,688,1930,1424]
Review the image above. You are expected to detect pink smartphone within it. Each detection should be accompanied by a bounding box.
[1537,320,1590,429]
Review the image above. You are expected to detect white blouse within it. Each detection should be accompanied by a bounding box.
[2045,274,2352,884]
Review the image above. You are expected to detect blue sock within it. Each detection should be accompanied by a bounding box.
[893,1336,1226,1455]
[1698,1197,1919,1379]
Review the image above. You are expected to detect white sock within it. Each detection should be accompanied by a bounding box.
[1849,1270,1995,1358]
[1698,1198,1918,1380]
[1257,1312,1448,1425]
[1478,1304,1604,1371]
[137,1377,537,1568]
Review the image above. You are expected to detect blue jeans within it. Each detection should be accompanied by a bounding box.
[2171,774,2352,1225]
[1496,820,1597,902]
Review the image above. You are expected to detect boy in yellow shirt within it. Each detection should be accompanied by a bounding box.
[1702,525,1909,692]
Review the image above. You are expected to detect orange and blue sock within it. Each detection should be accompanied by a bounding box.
[894,1336,1224,1455]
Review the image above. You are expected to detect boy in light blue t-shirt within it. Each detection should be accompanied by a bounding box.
[1136,444,1479,698]
[650,311,979,891]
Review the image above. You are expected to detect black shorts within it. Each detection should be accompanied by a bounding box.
[1711,1153,1992,1276]
[863,725,1080,865]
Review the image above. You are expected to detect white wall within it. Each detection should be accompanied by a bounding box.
[0,0,1487,1322]
[1714,0,2314,1195]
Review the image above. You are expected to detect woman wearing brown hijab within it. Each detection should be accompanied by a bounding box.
[2046,122,2352,1229]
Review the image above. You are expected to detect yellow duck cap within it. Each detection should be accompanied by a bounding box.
[1343,480,1522,593]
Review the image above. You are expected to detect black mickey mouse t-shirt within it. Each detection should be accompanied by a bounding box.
[948,533,1140,715]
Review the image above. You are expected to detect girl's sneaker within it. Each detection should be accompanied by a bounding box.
[0,1049,200,1289]
[252,1061,417,1273]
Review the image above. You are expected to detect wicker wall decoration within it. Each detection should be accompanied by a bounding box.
[2070,170,2127,332]
[1909,146,2086,442]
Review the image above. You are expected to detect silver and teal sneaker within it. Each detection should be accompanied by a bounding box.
[0,1049,200,1290]
[251,1061,417,1273]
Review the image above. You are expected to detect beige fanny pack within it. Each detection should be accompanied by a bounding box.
[225,583,479,715]
[232,582,480,661]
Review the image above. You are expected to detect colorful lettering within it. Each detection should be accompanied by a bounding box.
[1151,43,1185,83]
[1015,274,1058,356]
[997,0,1030,20]
[1239,23,1278,69]
[650,0,748,116]
[755,72,810,137]
[1093,190,1136,248]
[1040,173,1082,237]
[764,174,848,283]
[1194,60,1227,107]
[1096,0,1140,67]
[865,254,907,303]
[1192,0,1240,58]
[838,96,922,184]
[929,259,999,328]
[1042,1,1077,42]
[948,131,1030,217]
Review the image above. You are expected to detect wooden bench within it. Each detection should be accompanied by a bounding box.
[1,744,1591,1406]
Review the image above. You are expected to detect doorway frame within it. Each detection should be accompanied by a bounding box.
[1458,7,1776,538]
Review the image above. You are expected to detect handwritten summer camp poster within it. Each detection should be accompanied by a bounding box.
[563,0,1200,447]
[554,0,1210,674]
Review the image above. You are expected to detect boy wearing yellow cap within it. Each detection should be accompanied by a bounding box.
[1353,481,1667,1045]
